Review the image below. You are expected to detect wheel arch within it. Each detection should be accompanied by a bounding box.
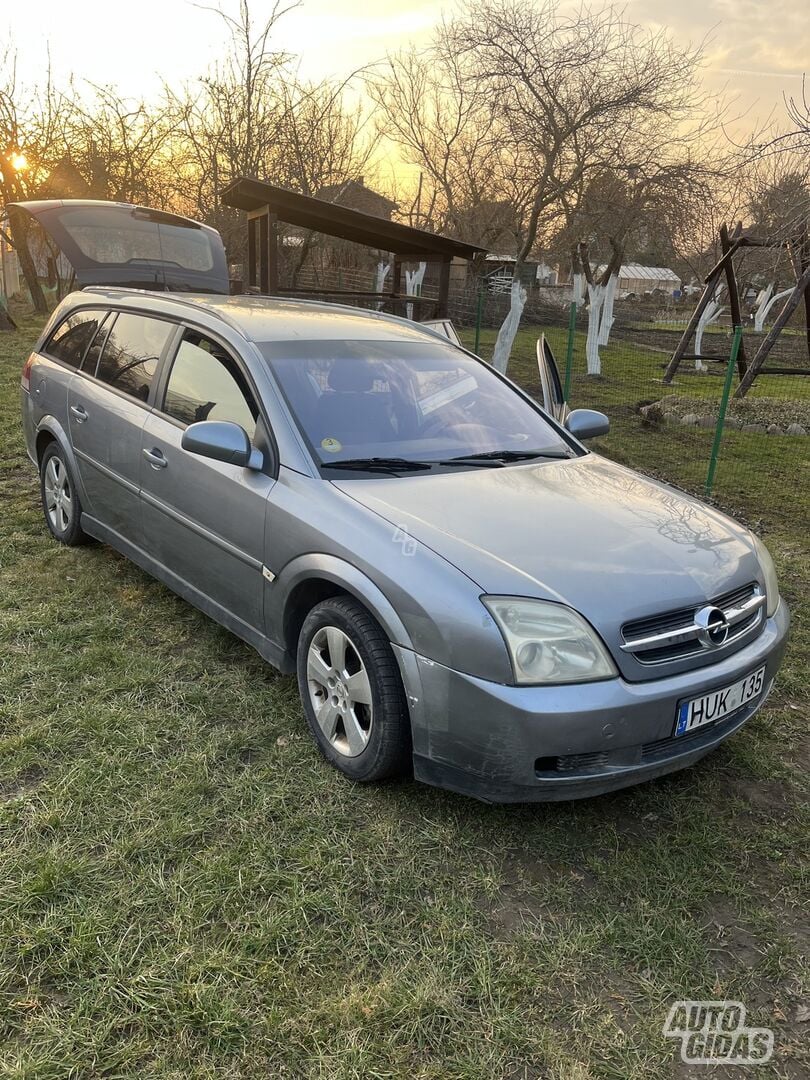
[275,554,415,660]
[34,416,91,508]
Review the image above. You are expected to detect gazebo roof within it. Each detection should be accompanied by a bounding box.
[220,177,486,262]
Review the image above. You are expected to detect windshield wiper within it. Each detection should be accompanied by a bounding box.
[439,448,575,466]
[321,456,433,474]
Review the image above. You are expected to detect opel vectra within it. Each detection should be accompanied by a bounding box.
[17,199,788,801]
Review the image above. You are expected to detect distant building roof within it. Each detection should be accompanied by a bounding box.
[316,178,399,220]
[595,264,680,282]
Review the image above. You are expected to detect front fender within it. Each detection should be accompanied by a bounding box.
[269,554,434,755]
[271,552,415,652]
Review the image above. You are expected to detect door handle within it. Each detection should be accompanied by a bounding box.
[70,404,88,423]
[143,447,168,469]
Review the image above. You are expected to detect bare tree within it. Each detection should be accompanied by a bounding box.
[0,51,63,312]
[440,0,707,371]
[59,83,180,207]
[553,153,715,371]
[171,0,376,272]
[366,44,517,244]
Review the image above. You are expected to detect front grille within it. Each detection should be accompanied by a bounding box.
[620,582,763,665]
[536,751,610,774]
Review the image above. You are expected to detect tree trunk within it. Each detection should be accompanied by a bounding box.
[374,261,390,311]
[585,283,606,375]
[694,289,724,366]
[572,272,585,307]
[405,261,426,320]
[8,212,48,315]
[735,262,810,397]
[0,302,16,331]
[754,286,791,332]
[491,276,527,373]
[597,272,618,346]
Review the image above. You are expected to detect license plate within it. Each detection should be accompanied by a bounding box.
[675,666,766,736]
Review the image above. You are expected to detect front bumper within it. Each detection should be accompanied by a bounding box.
[396,601,789,802]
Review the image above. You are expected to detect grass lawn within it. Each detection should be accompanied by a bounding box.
[1,318,808,1079]
[466,323,810,523]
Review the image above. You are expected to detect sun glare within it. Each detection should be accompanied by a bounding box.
[9,152,28,172]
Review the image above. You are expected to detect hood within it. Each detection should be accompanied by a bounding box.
[334,454,760,627]
[7,200,229,294]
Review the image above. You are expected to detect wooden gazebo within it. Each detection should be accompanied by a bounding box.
[220,177,486,318]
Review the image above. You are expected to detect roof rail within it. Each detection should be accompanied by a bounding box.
[79,286,234,327]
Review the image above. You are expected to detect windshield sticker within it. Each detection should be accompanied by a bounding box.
[321,437,343,454]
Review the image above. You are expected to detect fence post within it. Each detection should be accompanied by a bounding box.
[473,283,484,354]
[705,325,743,495]
[563,300,577,401]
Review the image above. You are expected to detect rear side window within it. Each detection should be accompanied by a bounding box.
[44,309,104,369]
[96,313,173,403]
[163,332,258,437]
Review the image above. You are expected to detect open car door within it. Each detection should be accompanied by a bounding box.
[536,334,569,423]
[421,318,462,347]
[7,200,229,294]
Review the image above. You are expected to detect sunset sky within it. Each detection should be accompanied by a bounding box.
[3,0,808,187]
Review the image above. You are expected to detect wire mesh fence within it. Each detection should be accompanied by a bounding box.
[266,258,810,515]
[447,281,810,516]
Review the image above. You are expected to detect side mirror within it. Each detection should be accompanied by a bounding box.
[565,408,610,441]
[181,420,263,469]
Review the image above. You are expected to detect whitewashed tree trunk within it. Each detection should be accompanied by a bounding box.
[694,298,724,367]
[753,284,773,331]
[572,272,586,307]
[585,283,606,375]
[405,261,427,320]
[597,272,618,346]
[492,277,527,373]
[754,286,792,332]
[374,261,390,310]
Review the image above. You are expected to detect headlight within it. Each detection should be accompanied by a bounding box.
[753,536,780,617]
[482,597,617,685]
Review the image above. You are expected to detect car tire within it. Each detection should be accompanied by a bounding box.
[39,442,88,546]
[296,596,412,782]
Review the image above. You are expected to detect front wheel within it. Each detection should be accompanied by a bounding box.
[39,443,88,546]
[296,596,412,782]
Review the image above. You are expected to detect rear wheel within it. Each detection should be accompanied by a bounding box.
[40,443,88,546]
[296,596,411,782]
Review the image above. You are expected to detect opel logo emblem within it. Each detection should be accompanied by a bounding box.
[695,605,730,647]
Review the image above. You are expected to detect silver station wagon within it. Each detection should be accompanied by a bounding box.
[18,200,789,801]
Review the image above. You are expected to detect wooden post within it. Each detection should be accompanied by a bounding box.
[734,261,810,397]
[258,212,279,294]
[391,258,402,315]
[247,216,257,289]
[799,221,810,365]
[267,212,279,294]
[259,213,269,293]
[720,223,748,377]
[437,256,452,318]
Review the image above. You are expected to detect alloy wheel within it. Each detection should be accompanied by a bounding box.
[44,455,74,534]
[306,625,373,757]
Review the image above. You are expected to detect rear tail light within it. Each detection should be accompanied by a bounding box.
[21,353,35,392]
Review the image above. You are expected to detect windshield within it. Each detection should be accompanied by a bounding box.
[259,338,574,467]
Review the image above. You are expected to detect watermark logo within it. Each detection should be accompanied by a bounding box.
[392,525,417,557]
[663,1000,774,1065]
